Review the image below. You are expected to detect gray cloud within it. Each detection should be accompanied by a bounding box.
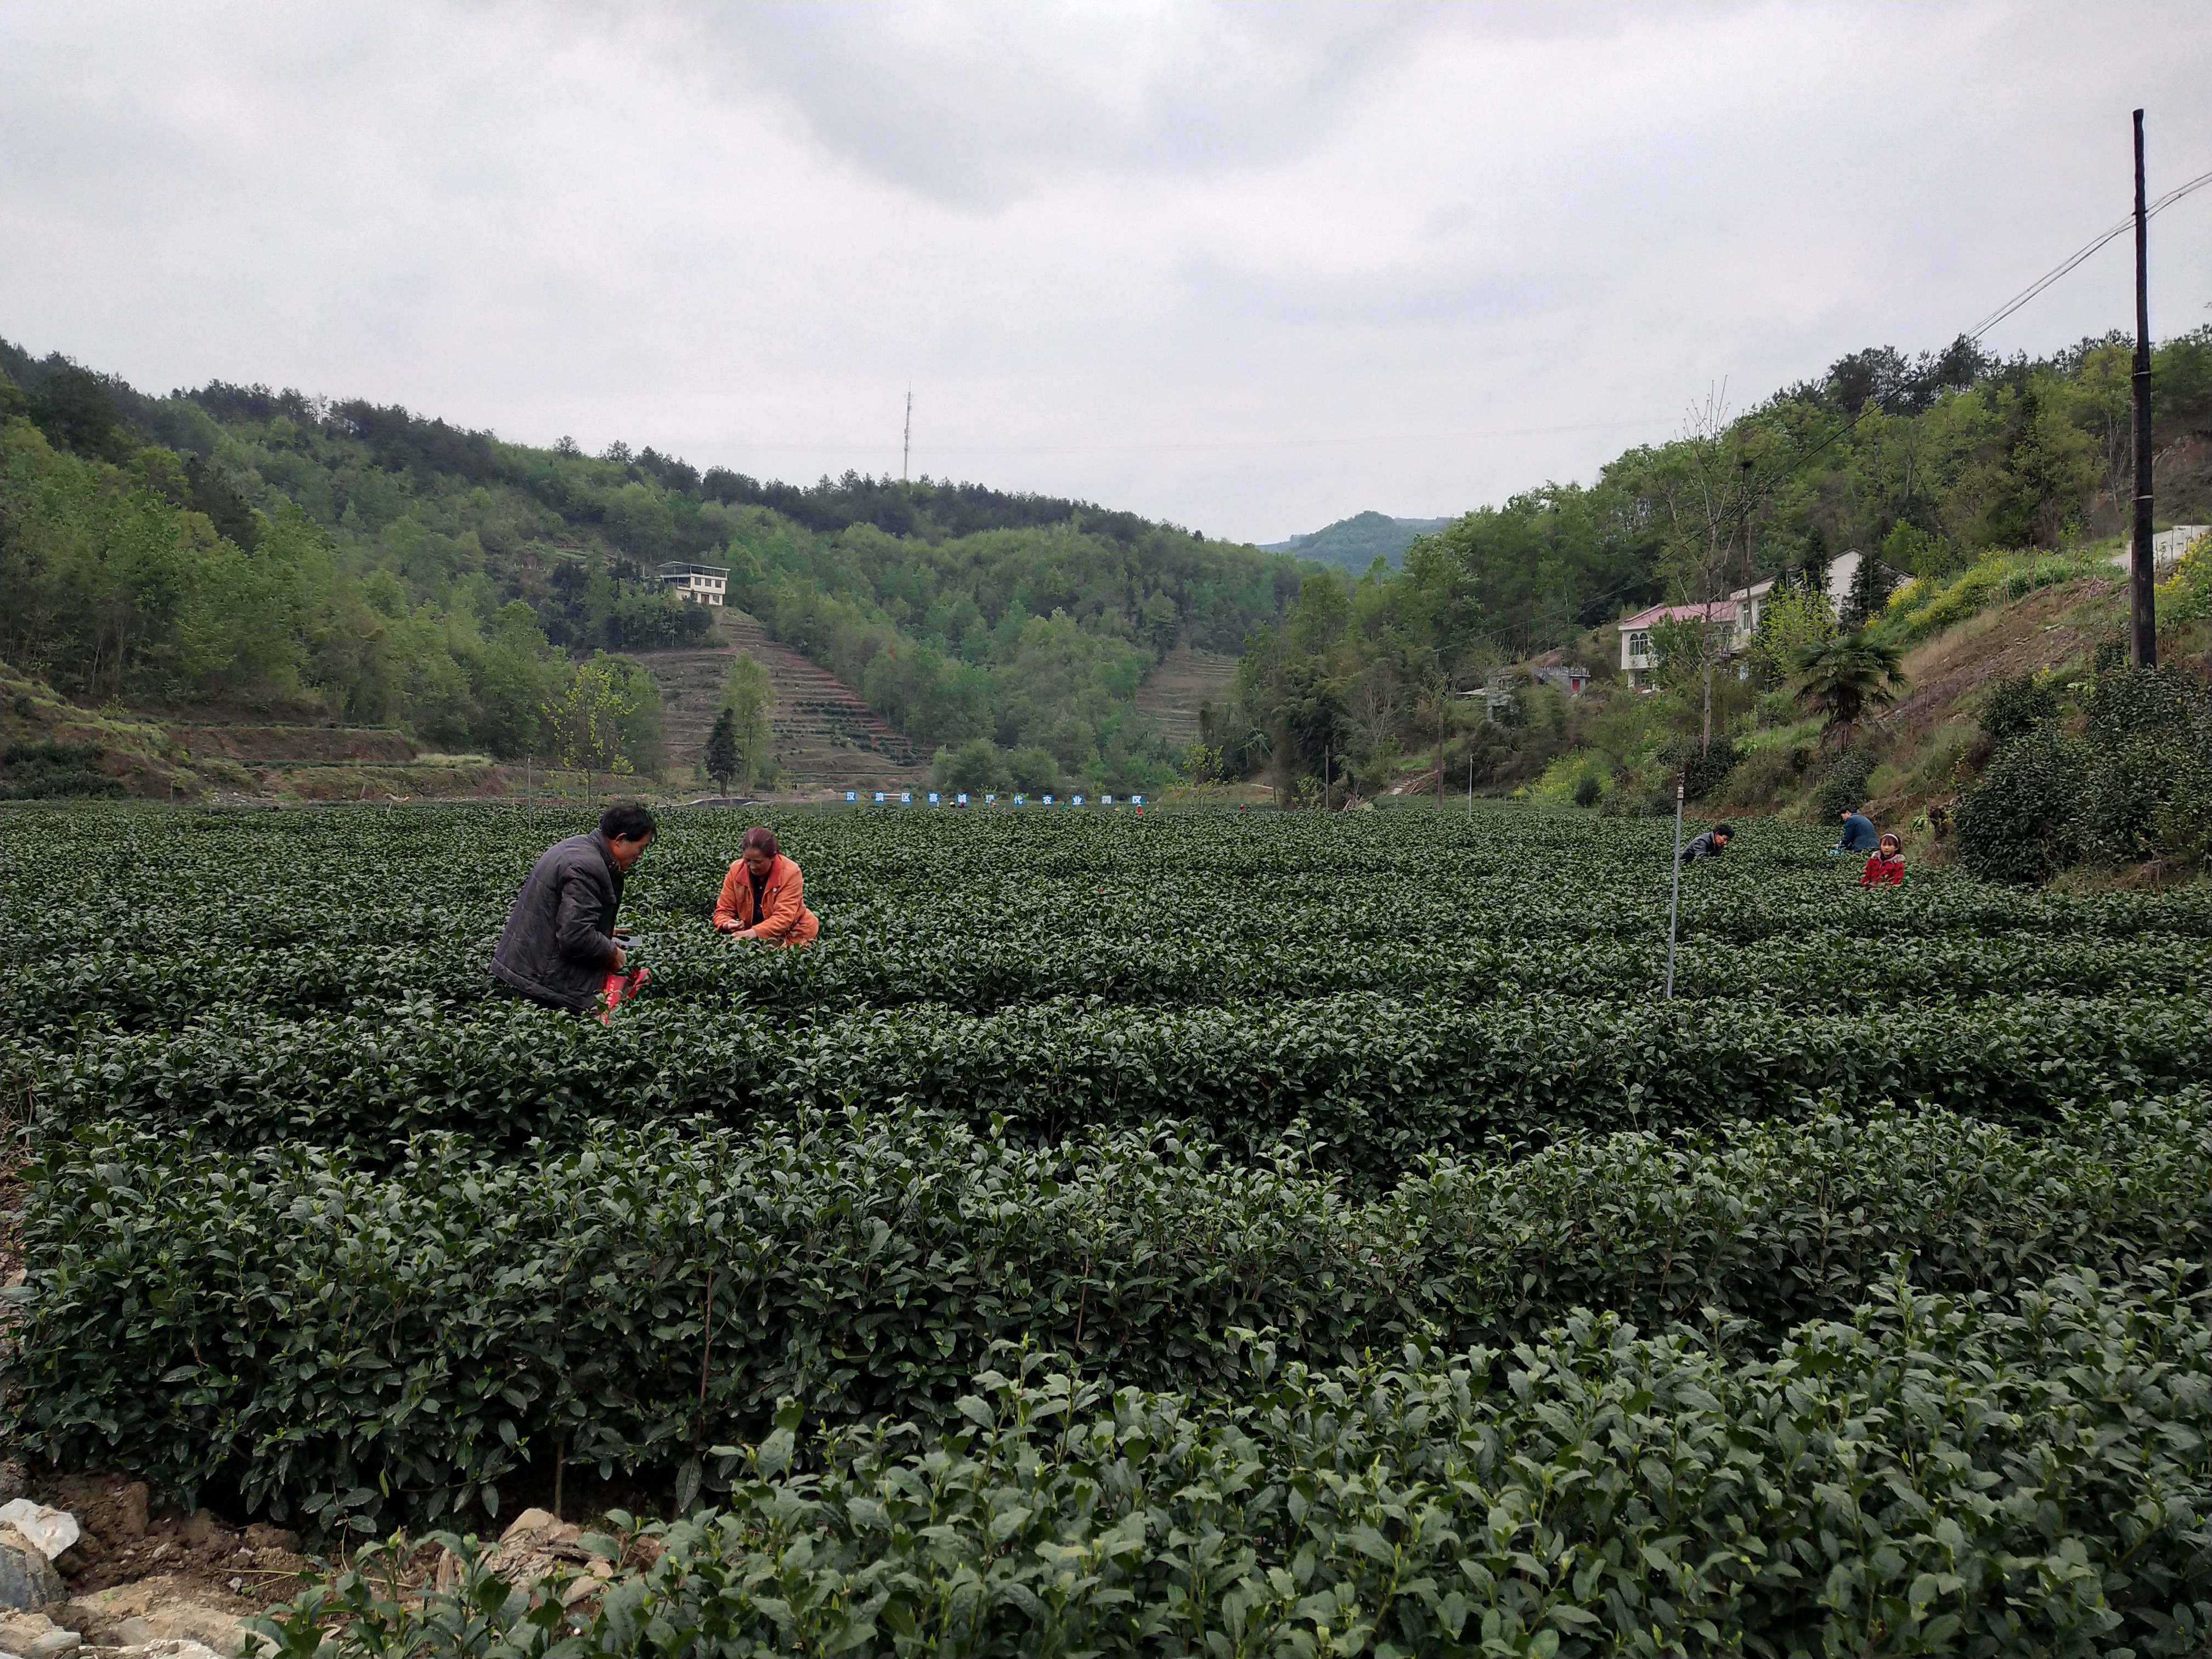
[3,1,2208,542]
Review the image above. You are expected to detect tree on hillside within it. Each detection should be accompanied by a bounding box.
[704,708,740,795]
[544,656,637,800]
[1655,387,1770,754]
[1791,633,1906,747]
[1841,551,1898,629]
[719,651,774,791]
[1749,577,1838,684]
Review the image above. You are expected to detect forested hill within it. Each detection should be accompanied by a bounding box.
[1261,511,1451,572]
[0,340,1312,789]
[1220,325,2212,802]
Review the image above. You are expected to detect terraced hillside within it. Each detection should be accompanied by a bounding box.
[1133,645,1238,751]
[635,611,926,791]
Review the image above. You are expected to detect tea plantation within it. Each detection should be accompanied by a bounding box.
[5,802,2211,1657]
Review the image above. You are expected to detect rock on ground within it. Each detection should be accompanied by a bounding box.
[64,1581,249,1658]
[0,1530,65,1613]
[0,1510,78,1566]
[484,1510,616,1608]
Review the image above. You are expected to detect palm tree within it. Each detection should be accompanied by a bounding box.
[1791,633,1907,745]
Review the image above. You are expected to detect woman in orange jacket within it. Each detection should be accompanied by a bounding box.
[713,826,820,945]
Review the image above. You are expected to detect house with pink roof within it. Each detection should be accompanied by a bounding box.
[1617,554,1862,690]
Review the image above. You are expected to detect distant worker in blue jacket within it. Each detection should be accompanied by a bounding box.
[1833,806,1880,854]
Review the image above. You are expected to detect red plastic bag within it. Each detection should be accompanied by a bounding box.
[596,964,651,1025]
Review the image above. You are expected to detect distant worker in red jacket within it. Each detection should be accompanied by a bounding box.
[713,826,820,945]
[1860,832,1905,888]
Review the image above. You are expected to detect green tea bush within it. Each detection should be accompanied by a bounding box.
[2079,667,2212,866]
[1960,665,2212,878]
[10,798,2212,1587]
[1977,670,2059,747]
[20,990,2212,1171]
[0,741,124,800]
[10,807,2211,1039]
[261,1265,2212,1659]
[1956,725,2089,882]
[1810,747,1874,821]
[13,1096,2212,1533]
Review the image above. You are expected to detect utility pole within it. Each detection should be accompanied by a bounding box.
[2129,109,2157,669]
[902,387,913,484]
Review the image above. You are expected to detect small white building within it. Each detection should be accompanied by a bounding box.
[1616,556,1860,690]
[656,562,729,606]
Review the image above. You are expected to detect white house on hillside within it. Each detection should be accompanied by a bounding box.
[1617,554,1861,690]
[656,562,729,606]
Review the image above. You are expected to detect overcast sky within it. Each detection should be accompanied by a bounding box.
[5,2,2209,544]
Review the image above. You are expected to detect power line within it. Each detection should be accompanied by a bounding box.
[1438,166,2212,659]
[1967,168,2212,343]
[1658,163,2212,583]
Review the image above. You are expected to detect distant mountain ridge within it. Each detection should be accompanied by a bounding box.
[1260,510,1452,573]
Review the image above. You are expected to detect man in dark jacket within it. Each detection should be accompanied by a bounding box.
[1679,822,1733,864]
[1833,806,1880,854]
[490,803,656,1012]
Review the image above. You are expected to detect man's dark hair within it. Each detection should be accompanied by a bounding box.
[1712,822,1734,838]
[600,803,657,842]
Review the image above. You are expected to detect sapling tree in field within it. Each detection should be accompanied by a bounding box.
[1655,387,1769,755]
[543,657,635,802]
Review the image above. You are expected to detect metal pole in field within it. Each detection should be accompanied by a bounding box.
[1466,754,1472,820]
[1434,656,1446,810]
[2129,108,2157,669]
[1663,773,1685,1000]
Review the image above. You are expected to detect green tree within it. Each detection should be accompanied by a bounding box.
[718,651,774,790]
[703,707,740,795]
[1791,632,1906,746]
[934,738,1011,793]
[544,656,636,794]
[1748,577,1837,685]
[1841,551,1897,629]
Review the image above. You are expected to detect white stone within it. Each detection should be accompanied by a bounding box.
[496,1509,558,1545]
[0,1513,74,1568]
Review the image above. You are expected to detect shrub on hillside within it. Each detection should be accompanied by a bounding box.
[1978,671,2059,747]
[2079,667,2212,865]
[1811,749,1873,821]
[1959,665,2212,881]
[1639,736,1741,806]
[1889,549,2110,640]
[0,741,124,800]
[1955,725,2089,882]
